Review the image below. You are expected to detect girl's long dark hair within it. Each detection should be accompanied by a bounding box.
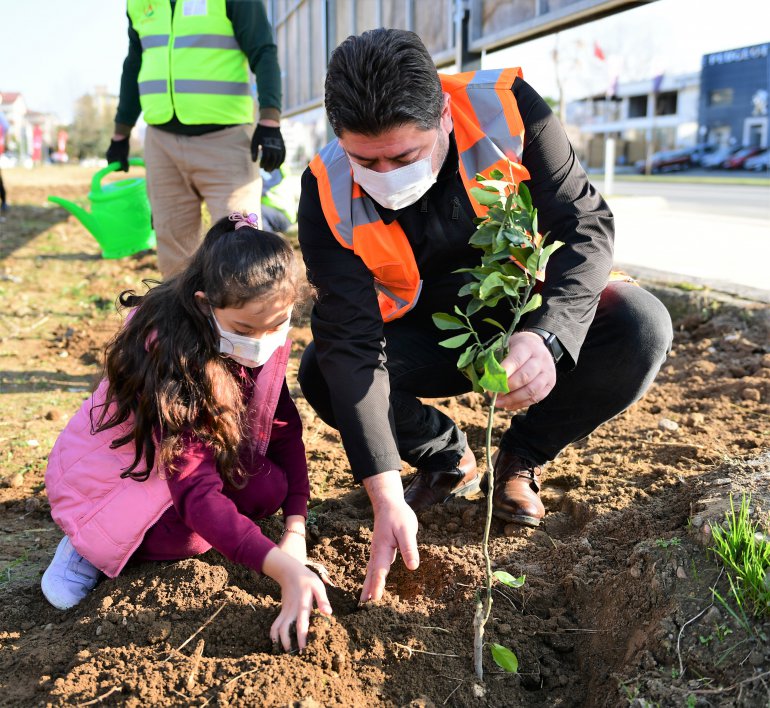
[93,215,297,485]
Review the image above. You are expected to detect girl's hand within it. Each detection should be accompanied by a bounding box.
[262,547,333,652]
[278,516,307,564]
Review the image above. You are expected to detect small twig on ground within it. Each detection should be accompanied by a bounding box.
[535,628,605,634]
[24,315,49,333]
[676,568,723,677]
[638,439,707,450]
[163,600,227,663]
[677,669,770,696]
[442,680,463,705]
[418,625,450,633]
[75,686,121,707]
[729,401,770,420]
[392,642,460,659]
[225,666,261,687]
[492,586,518,611]
[186,639,205,690]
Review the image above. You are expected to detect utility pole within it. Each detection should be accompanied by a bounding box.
[454,0,481,72]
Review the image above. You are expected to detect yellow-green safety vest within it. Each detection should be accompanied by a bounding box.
[127,0,254,125]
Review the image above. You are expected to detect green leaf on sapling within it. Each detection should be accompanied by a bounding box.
[466,297,485,317]
[470,187,502,207]
[490,644,519,673]
[482,318,506,332]
[518,293,542,317]
[517,182,533,212]
[438,332,471,349]
[457,281,477,298]
[478,272,504,299]
[489,168,505,180]
[493,570,526,588]
[478,351,509,393]
[463,362,484,393]
[526,251,540,277]
[469,224,497,247]
[457,345,480,371]
[432,313,465,330]
[537,240,564,271]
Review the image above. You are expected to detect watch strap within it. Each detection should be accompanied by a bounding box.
[524,327,564,364]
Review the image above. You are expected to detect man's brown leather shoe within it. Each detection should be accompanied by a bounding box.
[483,449,545,527]
[403,446,481,513]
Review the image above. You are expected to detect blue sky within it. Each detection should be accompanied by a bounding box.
[1,0,767,123]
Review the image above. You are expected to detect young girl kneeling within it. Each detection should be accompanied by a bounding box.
[42,213,331,651]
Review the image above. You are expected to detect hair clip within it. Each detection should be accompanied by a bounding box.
[229,212,260,230]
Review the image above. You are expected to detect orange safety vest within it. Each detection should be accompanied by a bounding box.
[310,68,531,322]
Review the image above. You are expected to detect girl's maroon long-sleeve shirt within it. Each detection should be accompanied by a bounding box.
[134,364,308,573]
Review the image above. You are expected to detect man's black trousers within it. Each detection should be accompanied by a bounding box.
[298,282,673,473]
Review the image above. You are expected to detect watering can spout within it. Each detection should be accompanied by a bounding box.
[47,196,100,238]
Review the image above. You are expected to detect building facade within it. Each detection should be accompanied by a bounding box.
[698,43,769,149]
[567,73,700,169]
[567,41,770,168]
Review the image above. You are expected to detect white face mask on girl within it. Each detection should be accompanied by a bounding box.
[212,312,291,368]
[349,133,439,211]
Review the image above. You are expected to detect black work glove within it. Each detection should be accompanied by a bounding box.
[251,124,286,171]
[106,138,130,172]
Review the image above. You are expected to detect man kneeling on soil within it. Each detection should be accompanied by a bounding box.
[297,29,673,603]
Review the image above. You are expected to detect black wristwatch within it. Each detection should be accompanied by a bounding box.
[524,327,564,364]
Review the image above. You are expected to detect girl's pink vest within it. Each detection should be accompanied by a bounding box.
[45,341,291,578]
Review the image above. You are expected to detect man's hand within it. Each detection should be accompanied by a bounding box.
[106,134,130,172]
[360,470,419,604]
[251,120,286,171]
[495,331,556,410]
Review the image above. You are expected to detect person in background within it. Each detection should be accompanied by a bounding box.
[42,214,330,652]
[297,29,673,604]
[107,0,286,277]
[0,111,9,219]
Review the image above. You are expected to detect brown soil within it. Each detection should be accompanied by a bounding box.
[1,168,769,707]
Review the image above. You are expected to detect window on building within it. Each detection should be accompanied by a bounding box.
[655,91,678,116]
[628,95,647,118]
[709,88,734,107]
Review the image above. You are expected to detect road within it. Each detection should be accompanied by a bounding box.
[607,178,770,221]
[598,178,770,299]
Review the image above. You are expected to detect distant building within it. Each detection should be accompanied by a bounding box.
[567,73,700,168]
[567,41,770,168]
[0,91,28,156]
[699,42,769,148]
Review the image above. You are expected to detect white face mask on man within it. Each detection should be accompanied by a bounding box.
[212,312,291,368]
[349,133,439,211]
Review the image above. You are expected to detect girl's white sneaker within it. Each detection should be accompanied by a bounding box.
[41,536,102,610]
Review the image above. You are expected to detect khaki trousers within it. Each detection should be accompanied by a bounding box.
[144,125,262,277]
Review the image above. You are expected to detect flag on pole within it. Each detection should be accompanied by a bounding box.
[594,41,606,61]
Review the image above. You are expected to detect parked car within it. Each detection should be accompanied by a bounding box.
[723,146,765,169]
[687,143,722,166]
[634,149,693,174]
[743,149,770,171]
[700,145,742,169]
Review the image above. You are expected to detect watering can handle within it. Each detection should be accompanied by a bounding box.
[91,157,146,195]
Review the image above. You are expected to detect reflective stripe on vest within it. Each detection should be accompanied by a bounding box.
[127,0,253,126]
[309,68,529,322]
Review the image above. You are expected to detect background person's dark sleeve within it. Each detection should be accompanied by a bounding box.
[297,169,402,481]
[515,78,615,367]
[114,17,143,133]
[228,0,282,120]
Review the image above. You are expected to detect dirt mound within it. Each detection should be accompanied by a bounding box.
[1,175,769,706]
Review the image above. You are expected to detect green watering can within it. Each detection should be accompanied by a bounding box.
[48,157,156,259]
